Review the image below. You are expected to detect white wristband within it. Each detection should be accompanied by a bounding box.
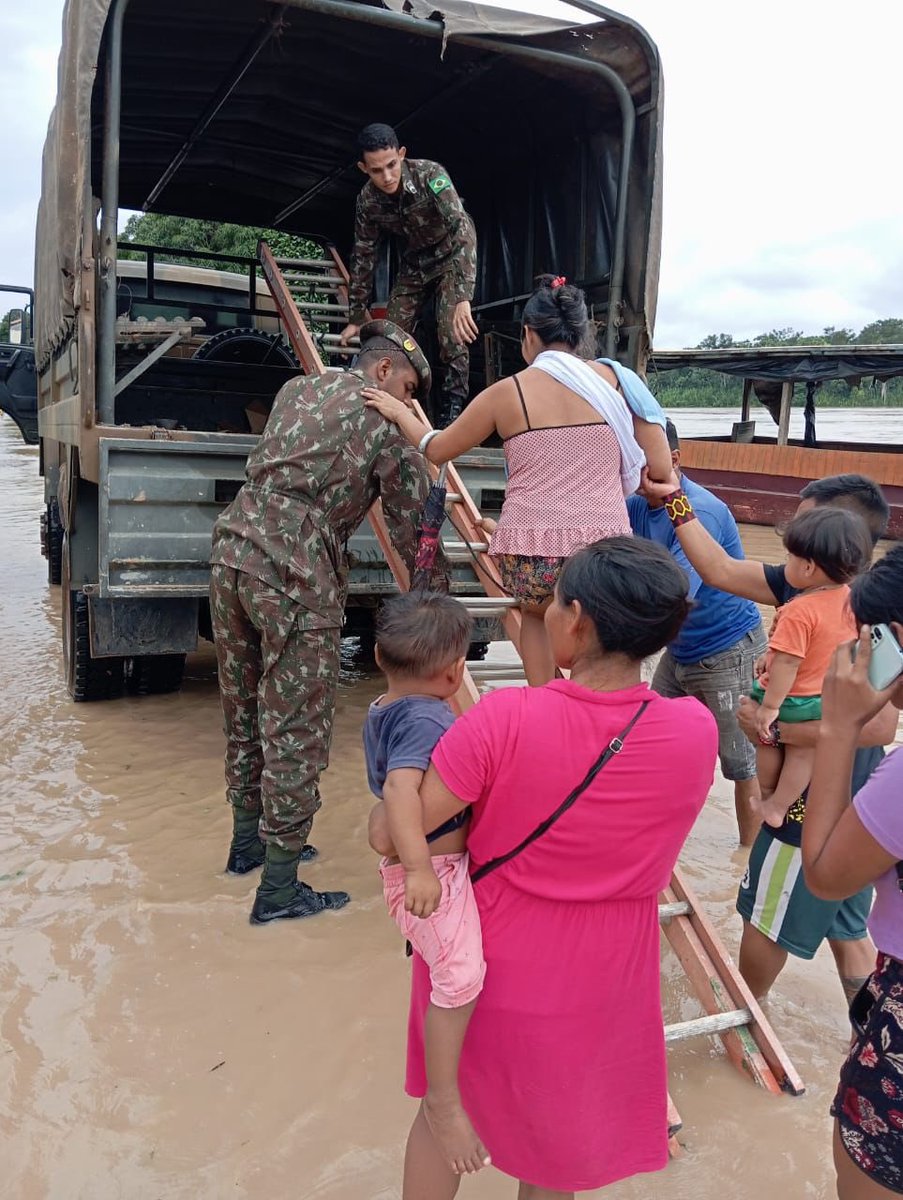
[417,429,440,455]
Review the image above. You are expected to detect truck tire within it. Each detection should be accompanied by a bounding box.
[125,654,187,696]
[192,327,299,368]
[468,641,489,662]
[61,538,125,702]
[45,500,63,586]
[63,588,125,702]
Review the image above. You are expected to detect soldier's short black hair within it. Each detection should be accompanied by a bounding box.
[358,123,399,156]
[375,593,472,678]
[799,474,889,547]
[356,336,416,382]
[782,507,872,584]
[665,419,680,452]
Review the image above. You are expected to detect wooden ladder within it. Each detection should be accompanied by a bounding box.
[257,241,804,1154]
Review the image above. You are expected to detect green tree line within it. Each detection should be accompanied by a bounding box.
[118,211,320,269]
[649,321,903,408]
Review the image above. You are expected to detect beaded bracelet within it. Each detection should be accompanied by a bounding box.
[417,429,440,455]
[663,488,697,527]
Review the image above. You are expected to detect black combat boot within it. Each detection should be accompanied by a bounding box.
[226,808,318,875]
[249,843,349,925]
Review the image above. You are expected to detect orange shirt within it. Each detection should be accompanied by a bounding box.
[764,585,855,696]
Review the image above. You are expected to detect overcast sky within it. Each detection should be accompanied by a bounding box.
[2,0,901,347]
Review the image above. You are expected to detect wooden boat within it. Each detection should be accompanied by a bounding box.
[649,346,903,538]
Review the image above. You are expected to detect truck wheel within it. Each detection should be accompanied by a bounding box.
[125,654,187,696]
[468,641,489,662]
[192,327,299,368]
[45,500,63,586]
[62,583,125,704]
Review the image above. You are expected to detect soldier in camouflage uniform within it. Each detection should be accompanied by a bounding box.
[210,322,444,924]
[339,123,479,428]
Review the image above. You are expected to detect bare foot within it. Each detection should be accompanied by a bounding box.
[422,1091,491,1175]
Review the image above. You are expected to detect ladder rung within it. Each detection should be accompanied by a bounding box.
[658,901,692,921]
[320,333,361,345]
[290,299,349,313]
[663,1009,752,1044]
[465,667,528,676]
[297,312,349,324]
[275,256,337,270]
[444,492,463,504]
[461,596,518,608]
[282,271,345,286]
[322,346,358,357]
[443,540,490,554]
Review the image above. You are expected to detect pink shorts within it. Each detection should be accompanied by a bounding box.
[380,852,486,1009]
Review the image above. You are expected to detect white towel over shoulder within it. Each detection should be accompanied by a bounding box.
[529,351,646,496]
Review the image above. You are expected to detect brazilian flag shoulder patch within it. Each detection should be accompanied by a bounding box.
[428,175,451,195]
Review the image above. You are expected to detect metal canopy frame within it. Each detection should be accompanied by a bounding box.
[97,0,643,423]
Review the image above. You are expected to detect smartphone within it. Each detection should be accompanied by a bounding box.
[866,623,903,690]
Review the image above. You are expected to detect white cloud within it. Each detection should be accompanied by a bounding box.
[2,0,901,347]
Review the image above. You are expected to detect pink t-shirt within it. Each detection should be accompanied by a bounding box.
[853,746,903,961]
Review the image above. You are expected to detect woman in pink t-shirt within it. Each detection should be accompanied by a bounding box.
[373,537,718,1198]
[803,544,903,1199]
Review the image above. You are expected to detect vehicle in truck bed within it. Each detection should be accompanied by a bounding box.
[35,0,663,700]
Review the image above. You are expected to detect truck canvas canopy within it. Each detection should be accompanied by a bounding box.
[35,0,663,377]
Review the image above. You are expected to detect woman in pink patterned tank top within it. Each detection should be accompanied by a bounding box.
[364,275,673,684]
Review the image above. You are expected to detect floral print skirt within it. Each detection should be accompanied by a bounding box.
[495,554,563,607]
[832,952,903,1193]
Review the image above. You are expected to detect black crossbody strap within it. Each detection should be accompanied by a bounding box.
[471,700,650,885]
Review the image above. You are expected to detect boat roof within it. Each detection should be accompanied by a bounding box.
[648,345,903,382]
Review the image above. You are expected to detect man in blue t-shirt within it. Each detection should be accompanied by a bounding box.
[628,421,766,846]
[640,466,897,1009]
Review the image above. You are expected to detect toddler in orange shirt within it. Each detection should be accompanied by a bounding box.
[751,507,872,826]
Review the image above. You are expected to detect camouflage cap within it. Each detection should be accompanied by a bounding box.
[359,320,431,400]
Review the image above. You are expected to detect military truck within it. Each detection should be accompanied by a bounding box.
[0,286,38,444]
[35,0,664,700]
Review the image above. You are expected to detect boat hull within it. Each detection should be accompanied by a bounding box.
[680,438,903,539]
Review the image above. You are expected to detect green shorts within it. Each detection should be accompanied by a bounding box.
[737,827,873,959]
[749,681,822,722]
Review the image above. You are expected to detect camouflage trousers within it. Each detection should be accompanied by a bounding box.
[209,564,341,853]
[388,267,469,417]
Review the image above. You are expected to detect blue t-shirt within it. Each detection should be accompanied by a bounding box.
[627,473,762,664]
[363,694,456,798]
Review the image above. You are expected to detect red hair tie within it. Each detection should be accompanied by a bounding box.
[551,275,567,288]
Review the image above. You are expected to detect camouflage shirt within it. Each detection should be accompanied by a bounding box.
[211,369,442,629]
[348,159,477,324]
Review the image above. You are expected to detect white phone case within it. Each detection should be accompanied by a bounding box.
[868,624,903,691]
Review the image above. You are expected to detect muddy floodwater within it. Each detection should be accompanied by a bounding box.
[1,413,900,1199]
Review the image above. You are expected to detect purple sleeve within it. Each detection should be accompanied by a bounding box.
[853,747,903,858]
[385,710,455,775]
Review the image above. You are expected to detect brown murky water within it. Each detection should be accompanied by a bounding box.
[1,412,900,1199]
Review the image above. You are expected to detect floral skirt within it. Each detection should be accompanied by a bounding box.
[495,554,563,607]
[832,952,903,1193]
